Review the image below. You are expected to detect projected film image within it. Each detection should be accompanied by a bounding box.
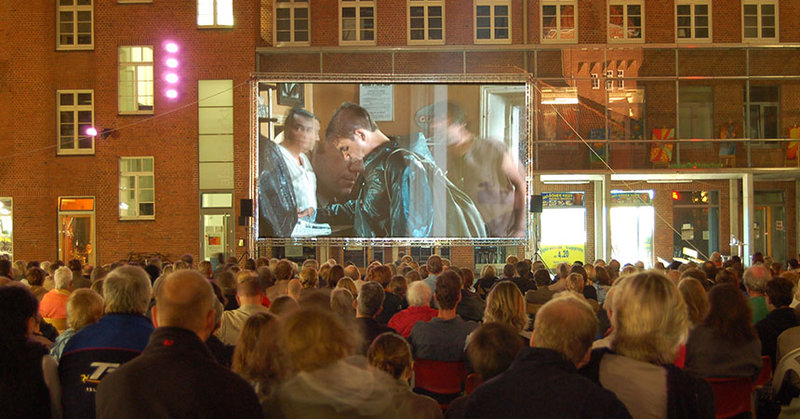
[256,82,527,239]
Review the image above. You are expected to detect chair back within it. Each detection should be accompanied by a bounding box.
[413,359,466,395]
[706,377,753,418]
[464,373,483,395]
[772,347,800,391]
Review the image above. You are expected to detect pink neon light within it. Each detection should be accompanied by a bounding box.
[165,73,179,84]
[86,127,98,136]
[165,42,179,53]
[165,89,178,99]
[166,58,179,68]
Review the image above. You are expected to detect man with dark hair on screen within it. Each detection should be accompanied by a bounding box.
[429,101,527,237]
[316,102,485,238]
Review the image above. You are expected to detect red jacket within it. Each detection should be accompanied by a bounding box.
[388,306,438,338]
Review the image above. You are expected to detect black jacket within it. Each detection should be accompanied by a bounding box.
[96,327,261,419]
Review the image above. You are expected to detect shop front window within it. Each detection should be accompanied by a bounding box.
[672,190,719,260]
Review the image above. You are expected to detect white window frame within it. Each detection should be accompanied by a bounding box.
[57,90,95,156]
[57,0,93,50]
[408,0,445,45]
[605,70,614,90]
[591,73,600,90]
[339,0,376,45]
[118,46,154,115]
[275,0,310,46]
[474,0,511,45]
[607,0,644,43]
[541,0,577,43]
[119,157,155,220]
[197,0,234,28]
[617,69,624,89]
[676,0,711,42]
[743,0,778,42]
[118,0,152,3]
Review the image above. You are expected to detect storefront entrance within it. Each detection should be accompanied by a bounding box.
[610,190,654,266]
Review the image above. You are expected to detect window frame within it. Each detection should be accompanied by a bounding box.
[275,0,311,46]
[742,0,778,42]
[117,0,152,3]
[607,0,644,43]
[474,0,511,45]
[119,156,156,220]
[591,73,600,90]
[56,0,94,50]
[339,0,377,45]
[56,90,95,156]
[676,0,712,42]
[118,46,155,115]
[541,0,577,44]
[197,0,234,28]
[408,0,445,45]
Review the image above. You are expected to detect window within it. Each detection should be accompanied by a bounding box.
[118,46,154,114]
[409,0,444,44]
[340,0,375,44]
[743,1,777,41]
[119,157,155,219]
[275,0,309,45]
[118,0,151,3]
[591,73,600,89]
[0,198,12,260]
[617,69,624,89]
[608,1,643,42]
[541,0,576,42]
[679,86,713,140]
[676,1,710,41]
[57,90,94,155]
[745,86,779,141]
[605,70,614,90]
[58,197,96,266]
[198,0,233,27]
[475,0,510,43]
[57,0,93,49]
[672,191,719,259]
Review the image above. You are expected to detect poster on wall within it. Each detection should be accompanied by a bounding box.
[540,245,586,269]
[359,84,394,121]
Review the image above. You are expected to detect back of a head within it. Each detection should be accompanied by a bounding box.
[358,281,385,317]
[337,276,357,297]
[287,278,302,299]
[91,265,108,282]
[389,276,408,296]
[0,259,12,278]
[484,281,527,332]
[467,322,523,380]
[66,289,104,331]
[232,312,284,391]
[594,266,612,286]
[330,288,355,318]
[704,284,755,344]
[743,265,771,293]
[679,268,707,284]
[715,268,738,287]
[299,267,318,289]
[569,265,587,282]
[238,276,264,299]
[180,254,194,268]
[155,270,214,334]
[565,273,585,293]
[0,285,39,347]
[533,294,598,366]
[367,332,412,380]
[343,265,360,282]
[533,269,551,287]
[506,255,519,266]
[405,270,421,284]
[611,272,688,364]
[269,295,300,317]
[677,278,709,326]
[480,265,496,279]
[515,261,531,279]
[54,266,73,289]
[325,102,378,143]
[68,259,82,272]
[103,266,152,315]
[435,270,461,310]
[502,263,516,278]
[371,265,392,288]
[26,267,46,287]
[426,255,443,275]
[274,260,294,282]
[406,281,432,307]
[281,308,355,372]
[557,262,570,279]
[327,265,345,288]
[766,277,793,308]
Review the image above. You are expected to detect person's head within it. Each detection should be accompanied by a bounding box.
[311,139,359,201]
[480,265,496,279]
[677,278,709,326]
[556,262,570,280]
[484,281,527,332]
[426,255,444,275]
[343,265,361,281]
[243,258,257,271]
[594,265,612,286]
[274,260,295,282]
[283,107,317,153]
[766,277,793,308]
[180,254,194,268]
[406,281,433,308]
[680,268,707,284]
[103,266,152,315]
[710,252,722,265]
[269,295,300,317]
[389,275,408,298]
[569,265,587,283]
[466,322,523,381]
[611,272,688,364]
[66,289,104,331]
[0,259,12,278]
[232,312,285,398]
[506,255,520,266]
[428,101,469,146]
[701,261,718,281]
[330,287,355,319]
[154,270,216,339]
[197,261,213,279]
[325,102,381,163]
[704,284,756,344]
[336,276,358,297]
[327,264,345,289]
[502,263,516,279]
[715,268,739,288]
[370,265,393,288]
[532,294,598,367]
[531,269,550,287]
[90,265,108,282]
[515,261,531,279]
[256,266,275,289]
[367,332,414,381]
[743,265,771,294]
[281,308,357,372]
[217,270,237,295]
[25,267,46,287]
[404,269,421,284]
[298,267,318,289]
[54,266,73,290]
[356,281,385,318]
[287,278,302,300]
[434,270,462,310]
[0,285,39,345]
[752,252,764,264]
[68,259,82,272]
[237,276,265,305]
[565,273,585,294]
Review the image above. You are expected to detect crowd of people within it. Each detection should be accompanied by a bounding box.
[3,250,800,418]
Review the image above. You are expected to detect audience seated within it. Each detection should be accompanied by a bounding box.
[452,266,485,323]
[756,276,799,369]
[677,278,709,328]
[483,281,528,342]
[373,265,406,325]
[96,270,261,418]
[510,261,534,294]
[388,281,438,338]
[206,296,235,368]
[356,282,396,354]
[269,294,300,317]
[744,265,772,324]
[216,276,269,346]
[40,266,73,332]
[474,265,497,300]
[465,294,631,419]
[26,267,48,301]
[232,312,285,414]
[50,288,104,362]
[525,268,554,305]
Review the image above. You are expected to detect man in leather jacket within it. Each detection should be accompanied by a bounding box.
[316,102,484,238]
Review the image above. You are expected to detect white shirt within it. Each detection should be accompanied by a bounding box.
[278,144,317,220]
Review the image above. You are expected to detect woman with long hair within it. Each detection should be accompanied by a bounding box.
[677,278,709,328]
[232,312,286,412]
[484,281,529,341]
[475,265,498,300]
[685,284,762,378]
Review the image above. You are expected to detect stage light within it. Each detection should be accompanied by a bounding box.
[165,73,179,83]
[166,58,178,68]
[166,89,178,99]
[86,127,98,136]
[165,42,179,53]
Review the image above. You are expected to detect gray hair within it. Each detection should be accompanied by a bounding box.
[357,282,385,317]
[54,266,73,289]
[212,295,224,329]
[743,265,771,293]
[103,266,152,315]
[406,281,432,307]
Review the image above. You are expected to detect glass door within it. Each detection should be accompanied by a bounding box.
[58,197,96,266]
[203,213,230,261]
[609,190,654,267]
[0,198,12,260]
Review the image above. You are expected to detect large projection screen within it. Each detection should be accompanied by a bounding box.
[252,75,530,246]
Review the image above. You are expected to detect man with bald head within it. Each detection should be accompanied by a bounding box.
[96,270,260,418]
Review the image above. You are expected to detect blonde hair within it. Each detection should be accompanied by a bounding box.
[678,278,709,326]
[565,273,584,293]
[299,267,318,289]
[612,272,688,364]
[480,265,496,278]
[232,312,285,401]
[336,276,357,297]
[367,332,412,380]
[66,289,104,330]
[281,308,357,372]
[484,281,527,332]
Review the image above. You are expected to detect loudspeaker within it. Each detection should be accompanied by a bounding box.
[240,199,253,217]
[530,195,543,213]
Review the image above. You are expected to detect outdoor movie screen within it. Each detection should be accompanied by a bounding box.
[256,81,528,240]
